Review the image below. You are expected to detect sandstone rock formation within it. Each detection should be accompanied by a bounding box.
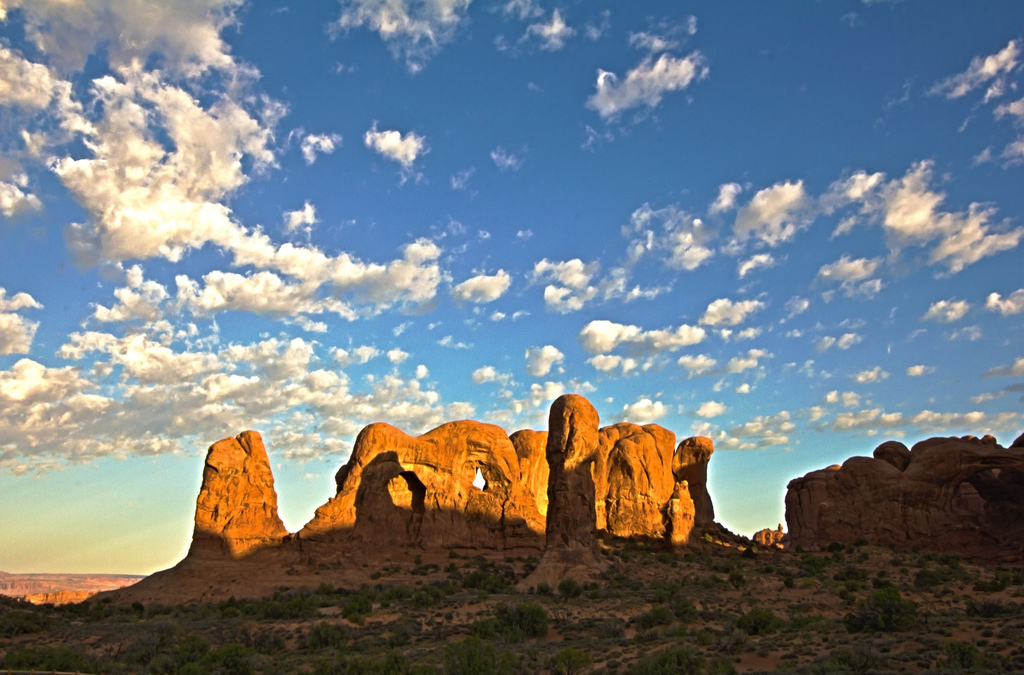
[786,434,1024,562]
[190,430,289,559]
[594,423,677,539]
[753,524,786,548]
[511,429,549,517]
[300,421,545,550]
[668,481,696,546]
[544,394,602,553]
[673,436,716,525]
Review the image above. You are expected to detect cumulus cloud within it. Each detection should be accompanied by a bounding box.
[852,366,889,384]
[587,52,708,119]
[525,345,564,377]
[922,298,970,323]
[620,398,667,424]
[699,298,764,327]
[522,9,574,51]
[724,348,770,374]
[364,123,428,171]
[300,133,342,164]
[333,345,381,366]
[587,354,638,375]
[625,203,714,271]
[825,390,861,408]
[785,296,810,318]
[983,357,1024,378]
[709,182,743,214]
[529,257,646,313]
[816,255,884,298]
[471,365,511,385]
[0,176,43,217]
[737,253,775,278]
[696,400,726,418]
[986,289,1024,315]
[93,266,168,323]
[928,40,1019,99]
[578,319,705,357]
[451,270,511,304]
[0,288,42,355]
[815,333,862,352]
[387,348,409,364]
[906,365,935,377]
[733,180,812,247]
[284,201,317,233]
[677,354,717,377]
[333,0,473,73]
[722,411,794,449]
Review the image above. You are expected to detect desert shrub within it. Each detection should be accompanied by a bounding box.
[736,606,782,635]
[630,645,705,675]
[558,578,583,599]
[913,567,949,590]
[0,645,96,672]
[942,640,981,670]
[965,599,1010,617]
[843,587,917,633]
[173,633,212,668]
[0,609,55,636]
[596,617,626,638]
[671,597,698,623]
[252,630,286,655]
[814,643,881,673]
[633,604,674,630]
[199,643,258,675]
[307,621,350,650]
[495,601,549,639]
[318,650,412,675]
[342,593,373,623]
[550,647,591,675]
[536,582,552,596]
[443,637,526,675]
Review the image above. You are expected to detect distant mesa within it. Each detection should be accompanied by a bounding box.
[786,431,1024,562]
[105,394,722,604]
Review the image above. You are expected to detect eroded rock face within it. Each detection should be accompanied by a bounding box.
[511,429,549,517]
[786,434,1024,562]
[668,481,696,546]
[191,431,289,559]
[544,394,602,551]
[753,524,786,548]
[673,436,716,525]
[594,423,676,539]
[300,421,544,549]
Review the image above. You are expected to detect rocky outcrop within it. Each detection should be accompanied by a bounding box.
[786,434,1024,562]
[595,423,677,539]
[753,524,786,548]
[190,431,289,559]
[544,395,602,552]
[668,481,696,546]
[511,429,549,517]
[300,421,544,550]
[673,436,716,525]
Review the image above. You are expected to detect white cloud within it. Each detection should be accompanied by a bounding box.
[906,365,935,377]
[333,345,380,366]
[437,335,471,349]
[986,289,1024,315]
[922,298,970,323]
[816,255,884,298]
[929,40,1019,99]
[587,354,637,375]
[724,348,770,374]
[284,201,317,233]
[471,365,510,385]
[523,9,574,51]
[677,354,717,377]
[735,383,750,394]
[628,31,678,54]
[93,266,168,323]
[983,357,1024,378]
[387,348,409,364]
[578,319,705,356]
[699,298,764,327]
[0,288,43,312]
[300,133,342,164]
[737,253,775,278]
[708,182,743,215]
[587,52,708,119]
[451,167,475,190]
[785,296,810,318]
[364,123,428,171]
[530,258,602,313]
[723,411,794,449]
[950,325,983,341]
[733,180,812,247]
[625,203,714,271]
[451,270,511,304]
[0,179,43,218]
[825,390,861,408]
[0,45,64,109]
[490,146,523,171]
[815,332,862,352]
[525,345,564,377]
[696,400,726,418]
[333,0,473,73]
[620,398,667,424]
[852,366,889,384]
[502,0,542,20]
[0,288,43,355]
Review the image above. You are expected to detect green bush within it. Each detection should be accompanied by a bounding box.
[736,606,782,636]
[0,609,55,636]
[630,645,705,675]
[443,637,526,675]
[307,621,350,650]
[551,647,591,675]
[843,587,917,633]
[671,597,698,623]
[943,640,981,670]
[495,601,549,639]
[0,645,96,672]
[343,593,373,623]
[200,643,258,675]
[633,605,674,630]
[558,578,582,599]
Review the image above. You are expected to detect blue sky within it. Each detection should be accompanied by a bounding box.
[2,0,1023,574]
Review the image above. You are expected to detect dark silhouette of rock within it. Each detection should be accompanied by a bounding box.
[300,421,544,550]
[786,434,1024,562]
[873,440,911,471]
[673,436,716,525]
[190,430,289,559]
